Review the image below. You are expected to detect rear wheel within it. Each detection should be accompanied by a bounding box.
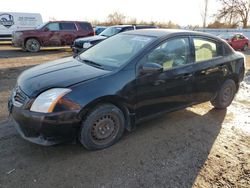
[25,38,40,52]
[79,104,125,150]
[211,79,236,109]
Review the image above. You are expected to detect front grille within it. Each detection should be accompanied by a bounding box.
[12,87,28,107]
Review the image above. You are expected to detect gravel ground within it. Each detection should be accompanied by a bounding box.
[0,45,249,188]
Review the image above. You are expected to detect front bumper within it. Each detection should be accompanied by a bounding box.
[12,37,24,48]
[11,106,81,146]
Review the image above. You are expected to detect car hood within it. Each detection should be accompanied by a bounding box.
[18,57,111,97]
[75,35,107,43]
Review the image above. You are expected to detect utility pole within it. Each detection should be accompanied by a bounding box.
[203,0,208,28]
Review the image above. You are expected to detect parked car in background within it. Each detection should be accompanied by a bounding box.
[9,29,245,150]
[0,12,43,41]
[12,21,94,52]
[218,33,249,51]
[94,26,107,35]
[72,25,157,54]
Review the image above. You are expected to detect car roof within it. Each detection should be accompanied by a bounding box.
[110,25,156,28]
[123,29,219,39]
[48,21,90,23]
[110,25,133,28]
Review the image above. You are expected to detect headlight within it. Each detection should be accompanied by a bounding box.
[83,42,92,49]
[13,31,22,38]
[30,88,71,113]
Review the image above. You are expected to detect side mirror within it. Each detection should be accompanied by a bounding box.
[140,62,163,74]
[43,27,49,32]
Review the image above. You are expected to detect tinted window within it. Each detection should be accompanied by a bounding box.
[194,38,222,62]
[79,22,92,31]
[122,27,134,32]
[146,38,190,70]
[60,23,76,30]
[136,26,156,29]
[46,23,59,31]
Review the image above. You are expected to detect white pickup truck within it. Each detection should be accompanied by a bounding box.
[0,12,43,41]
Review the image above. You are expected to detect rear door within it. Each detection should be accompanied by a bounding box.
[59,22,78,45]
[191,37,225,103]
[135,37,194,119]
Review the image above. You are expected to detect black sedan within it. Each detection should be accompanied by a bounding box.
[9,29,245,150]
[71,25,157,54]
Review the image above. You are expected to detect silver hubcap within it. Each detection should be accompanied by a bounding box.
[27,40,39,51]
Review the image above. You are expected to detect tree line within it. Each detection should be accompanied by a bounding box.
[92,0,250,29]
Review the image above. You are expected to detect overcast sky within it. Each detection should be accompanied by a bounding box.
[2,0,220,26]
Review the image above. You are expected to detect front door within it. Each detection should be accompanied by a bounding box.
[42,22,61,46]
[135,37,194,119]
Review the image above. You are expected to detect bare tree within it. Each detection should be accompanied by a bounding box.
[216,0,250,28]
[107,12,126,25]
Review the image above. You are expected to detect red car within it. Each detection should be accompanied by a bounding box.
[218,33,249,51]
[12,21,94,52]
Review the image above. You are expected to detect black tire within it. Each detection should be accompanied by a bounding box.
[242,43,248,51]
[25,38,40,52]
[79,104,125,150]
[211,79,236,109]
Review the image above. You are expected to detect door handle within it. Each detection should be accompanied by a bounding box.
[182,73,192,80]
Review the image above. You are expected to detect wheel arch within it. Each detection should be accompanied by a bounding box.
[78,95,135,131]
[226,74,239,91]
[24,37,42,46]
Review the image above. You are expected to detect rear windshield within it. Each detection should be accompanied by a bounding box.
[99,27,122,37]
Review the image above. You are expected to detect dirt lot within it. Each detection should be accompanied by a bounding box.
[0,45,249,188]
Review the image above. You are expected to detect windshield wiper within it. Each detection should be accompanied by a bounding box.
[77,56,104,69]
[100,34,109,37]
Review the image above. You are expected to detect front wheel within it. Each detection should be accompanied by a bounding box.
[211,79,236,109]
[25,38,40,52]
[242,43,248,51]
[79,104,125,150]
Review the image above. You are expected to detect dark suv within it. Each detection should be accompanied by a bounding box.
[72,25,157,54]
[12,21,94,52]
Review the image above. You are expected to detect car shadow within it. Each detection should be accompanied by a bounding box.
[0,106,226,187]
[244,69,250,84]
[0,45,72,58]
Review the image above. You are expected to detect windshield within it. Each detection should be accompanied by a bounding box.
[79,34,155,69]
[36,22,47,30]
[99,27,122,37]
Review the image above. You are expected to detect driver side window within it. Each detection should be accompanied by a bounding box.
[146,38,190,70]
[45,23,60,31]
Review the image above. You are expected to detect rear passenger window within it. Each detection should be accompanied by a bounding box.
[194,38,222,62]
[79,22,92,31]
[60,23,76,30]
